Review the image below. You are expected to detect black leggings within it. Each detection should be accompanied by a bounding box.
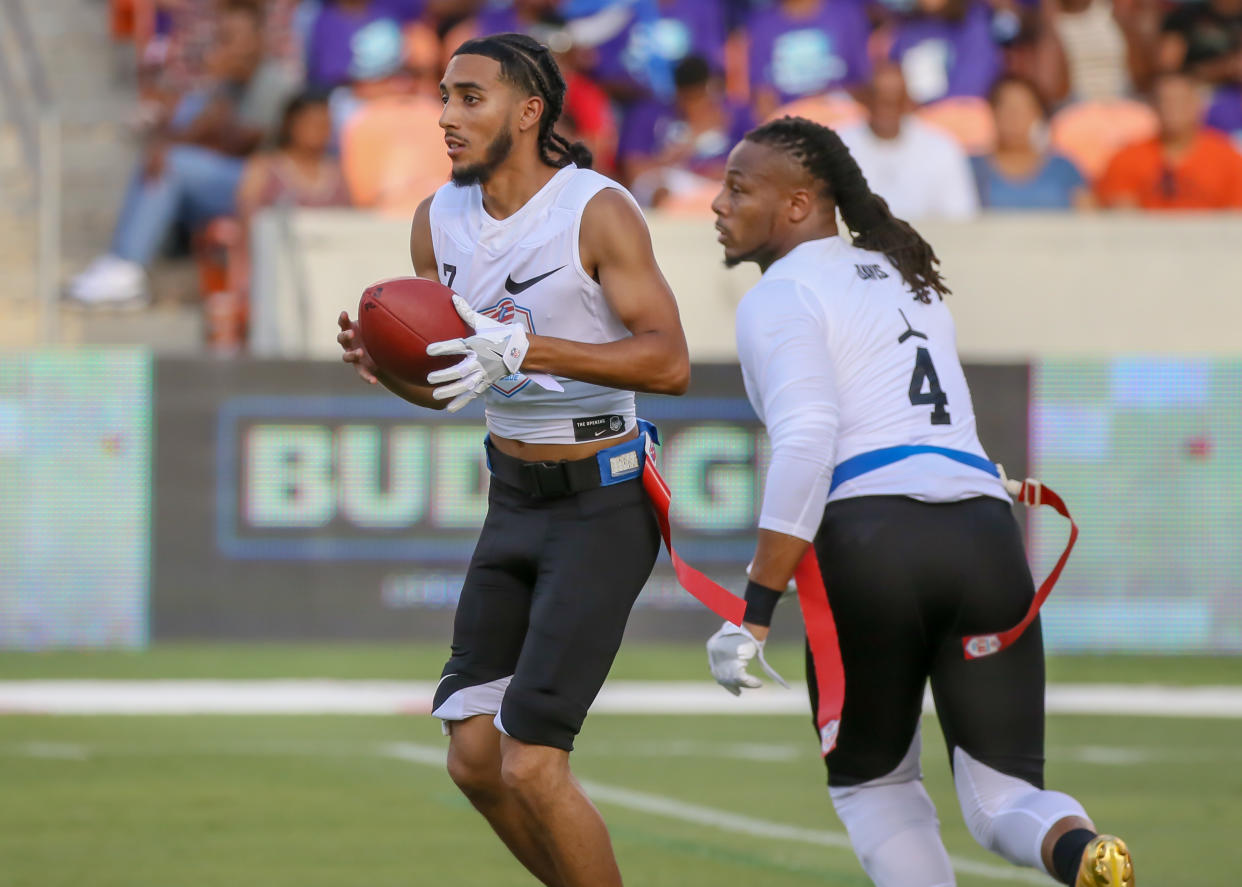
[434,473,661,751]
[808,495,1046,788]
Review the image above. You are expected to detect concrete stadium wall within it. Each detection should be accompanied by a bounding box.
[251,209,1242,362]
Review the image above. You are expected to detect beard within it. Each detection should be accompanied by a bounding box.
[723,243,774,269]
[451,126,515,187]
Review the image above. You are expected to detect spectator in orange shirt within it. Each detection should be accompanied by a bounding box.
[1096,71,1242,209]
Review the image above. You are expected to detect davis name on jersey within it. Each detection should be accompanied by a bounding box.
[429,165,639,444]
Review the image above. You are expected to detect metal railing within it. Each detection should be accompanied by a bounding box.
[1,0,60,343]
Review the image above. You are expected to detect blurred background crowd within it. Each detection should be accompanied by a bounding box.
[64,0,1242,344]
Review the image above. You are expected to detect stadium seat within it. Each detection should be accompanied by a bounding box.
[915,96,997,155]
[340,95,451,215]
[769,92,866,130]
[1050,99,1158,181]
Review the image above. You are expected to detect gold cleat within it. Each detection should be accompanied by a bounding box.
[1075,834,1135,887]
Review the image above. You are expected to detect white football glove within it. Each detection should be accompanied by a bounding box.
[426,295,562,412]
[706,621,789,696]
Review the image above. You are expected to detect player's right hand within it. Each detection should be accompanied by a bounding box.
[425,295,563,412]
[707,622,789,696]
[425,295,530,412]
[337,310,379,385]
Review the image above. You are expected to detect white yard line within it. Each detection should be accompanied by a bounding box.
[2,680,1242,717]
[0,680,431,715]
[13,741,90,760]
[379,741,1053,885]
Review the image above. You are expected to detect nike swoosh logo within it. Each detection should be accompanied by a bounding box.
[505,266,565,295]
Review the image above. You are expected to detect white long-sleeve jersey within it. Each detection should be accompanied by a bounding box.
[737,236,1009,542]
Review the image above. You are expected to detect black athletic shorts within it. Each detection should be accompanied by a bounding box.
[431,444,661,751]
[808,495,1046,789]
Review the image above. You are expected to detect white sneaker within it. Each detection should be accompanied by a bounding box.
[66,255,149,307]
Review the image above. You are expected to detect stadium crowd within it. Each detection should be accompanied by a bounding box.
[73,0,1242,347]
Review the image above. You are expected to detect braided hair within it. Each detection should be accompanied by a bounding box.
[746,116,950,303]
[451,33,593,170]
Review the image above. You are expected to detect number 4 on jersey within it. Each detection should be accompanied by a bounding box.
[909,347,950,425]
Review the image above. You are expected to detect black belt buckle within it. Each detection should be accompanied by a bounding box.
[523,460,573,498]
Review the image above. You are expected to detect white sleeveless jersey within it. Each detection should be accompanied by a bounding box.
[736,236,1008,541]
[428,165,637,444]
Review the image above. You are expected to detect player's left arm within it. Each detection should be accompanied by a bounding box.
[740,286,838,636]
[708,284,837,693]
[708,525,817,693]
[519,188,691,395]
[742,530,812,641]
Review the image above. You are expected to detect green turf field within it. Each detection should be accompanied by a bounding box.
[2,645,1240,886]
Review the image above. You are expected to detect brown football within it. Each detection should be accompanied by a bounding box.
[357,277,472,384]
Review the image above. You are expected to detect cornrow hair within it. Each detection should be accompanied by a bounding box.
[746,116,950,303]
[452,33,593,170]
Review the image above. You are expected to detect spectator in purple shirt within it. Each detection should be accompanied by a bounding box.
[443,1,560,83]
[306,0,418,91]
[888,0,1004,104]
[618,55,754,206]
[470,0,559,38]
[590,0,730,100]
[745,0,872,120]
